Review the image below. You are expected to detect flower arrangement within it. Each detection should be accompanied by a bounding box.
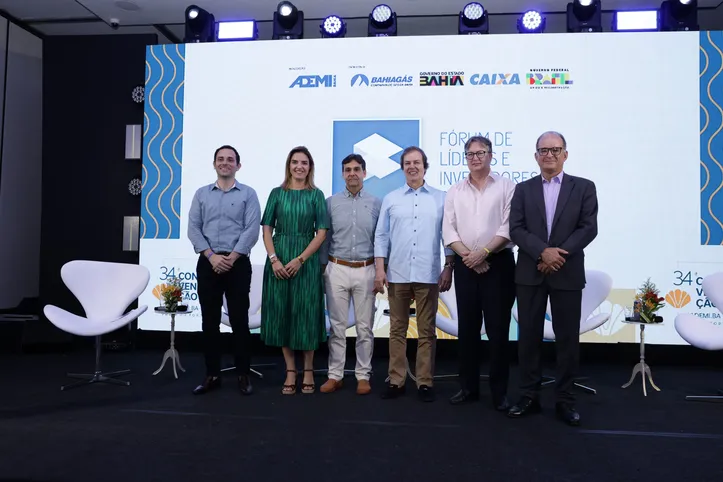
[160,277,184,312]
[633,278,665,323]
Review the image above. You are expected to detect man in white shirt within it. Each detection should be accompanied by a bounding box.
[374,146,454,402]
[442,135,516,411]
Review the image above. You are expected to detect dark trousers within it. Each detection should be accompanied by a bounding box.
[196,253,252,376]
[516,283,582,404]
[453,249,515,403]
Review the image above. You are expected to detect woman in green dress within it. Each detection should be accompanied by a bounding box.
[260,146,328,395]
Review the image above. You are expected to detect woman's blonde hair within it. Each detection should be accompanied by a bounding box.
[281,146,316,190]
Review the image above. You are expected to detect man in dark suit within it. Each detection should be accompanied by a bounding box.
[507,131,598,426]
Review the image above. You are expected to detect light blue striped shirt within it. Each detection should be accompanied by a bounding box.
[374,182,454,284]
[187,180,261,256]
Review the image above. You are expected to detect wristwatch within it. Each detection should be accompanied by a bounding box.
[444,261,455,269]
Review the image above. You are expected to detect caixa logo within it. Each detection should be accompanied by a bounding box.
[289,74,337,88]
[469,73,521,85]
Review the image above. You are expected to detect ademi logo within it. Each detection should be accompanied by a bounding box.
[469,73,521,85]
[289,74,337,88]
[331,119,421,199]
[350,73,414,87]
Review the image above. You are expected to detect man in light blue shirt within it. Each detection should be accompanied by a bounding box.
[187,145,261,397]
[374,146,454,402]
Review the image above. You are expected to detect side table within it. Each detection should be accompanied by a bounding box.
[153,308,191,379]
[621,319,663,396]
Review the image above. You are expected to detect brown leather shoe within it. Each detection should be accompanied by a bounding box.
[357,379,371,395]
[320,378,343,393]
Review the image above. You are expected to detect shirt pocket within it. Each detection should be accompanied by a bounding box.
[225,199,247,228]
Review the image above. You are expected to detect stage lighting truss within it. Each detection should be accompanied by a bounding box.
[567,0,602,32]
[321,15,347,38]
[459,2,489,34]
[660,0,698,31]
[368,4,397,36]
[273,1,304,39]
[517,10,545,33]
[184,4,216,43]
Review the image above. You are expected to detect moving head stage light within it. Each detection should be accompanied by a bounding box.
[567,0,602,32]
[273,1,304,39]
[185,5,215,43]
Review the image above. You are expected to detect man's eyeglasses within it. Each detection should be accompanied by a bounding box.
[464,150,490,159]
[537,147,564,156]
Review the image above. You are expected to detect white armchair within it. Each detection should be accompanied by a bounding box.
[220,264,275,378]
[512,270,613,394]
[674,272,723,402]
[43,260,150,390]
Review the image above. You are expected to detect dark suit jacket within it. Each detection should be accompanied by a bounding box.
[509,173,598,290]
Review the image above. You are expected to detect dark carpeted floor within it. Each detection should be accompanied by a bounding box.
[0,348,722,482]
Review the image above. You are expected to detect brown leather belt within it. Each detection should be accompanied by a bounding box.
[329,256,374,268]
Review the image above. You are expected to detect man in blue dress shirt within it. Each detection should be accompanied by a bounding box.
[187,145,261,396]
[374,146,454,402]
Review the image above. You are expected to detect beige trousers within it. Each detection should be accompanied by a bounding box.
[323,263,376,380]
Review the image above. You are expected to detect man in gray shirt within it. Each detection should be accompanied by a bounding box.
[188,145,261,396]
[319,154,382,395]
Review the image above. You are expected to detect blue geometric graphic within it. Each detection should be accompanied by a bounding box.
[331,119,421,199]
[700,31,723,245]
[141,44,186,240]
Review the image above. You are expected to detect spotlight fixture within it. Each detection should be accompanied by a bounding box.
[517,10,545,33]
[368,4,397,36]
[458,2,489,34]
[660,0,698,31]
[184,5,215,43]
[321,15,346,38]
[567,0,602,32]
[273,1,304,39]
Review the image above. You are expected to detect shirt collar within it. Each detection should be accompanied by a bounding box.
[403,182,429,194]
[542,171,564,184]
[212,180,240,191]
[344,188,364,198]
[465,172,498,188]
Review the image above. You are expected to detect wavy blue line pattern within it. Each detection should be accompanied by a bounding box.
[700,31,723,245]
[140,44,185,239]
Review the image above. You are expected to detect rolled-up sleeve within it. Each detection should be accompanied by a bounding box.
[442,185,461,248]
[374,195,391,259]
[494,181,515,241]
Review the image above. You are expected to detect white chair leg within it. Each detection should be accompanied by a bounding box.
[686,389,723,402]
[61,336,131,391]
[222,363,277,379]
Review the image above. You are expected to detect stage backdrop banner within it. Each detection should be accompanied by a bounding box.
[138,31,723,346]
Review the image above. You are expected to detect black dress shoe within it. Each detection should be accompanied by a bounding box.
[494,396,510,412]
[238,375,253,396]
[449,389,479,405]
[556,403,581,426]
[192,376,221,395]
[418,385,435,402]
[380,384,405,399]
[507,397,542,418]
